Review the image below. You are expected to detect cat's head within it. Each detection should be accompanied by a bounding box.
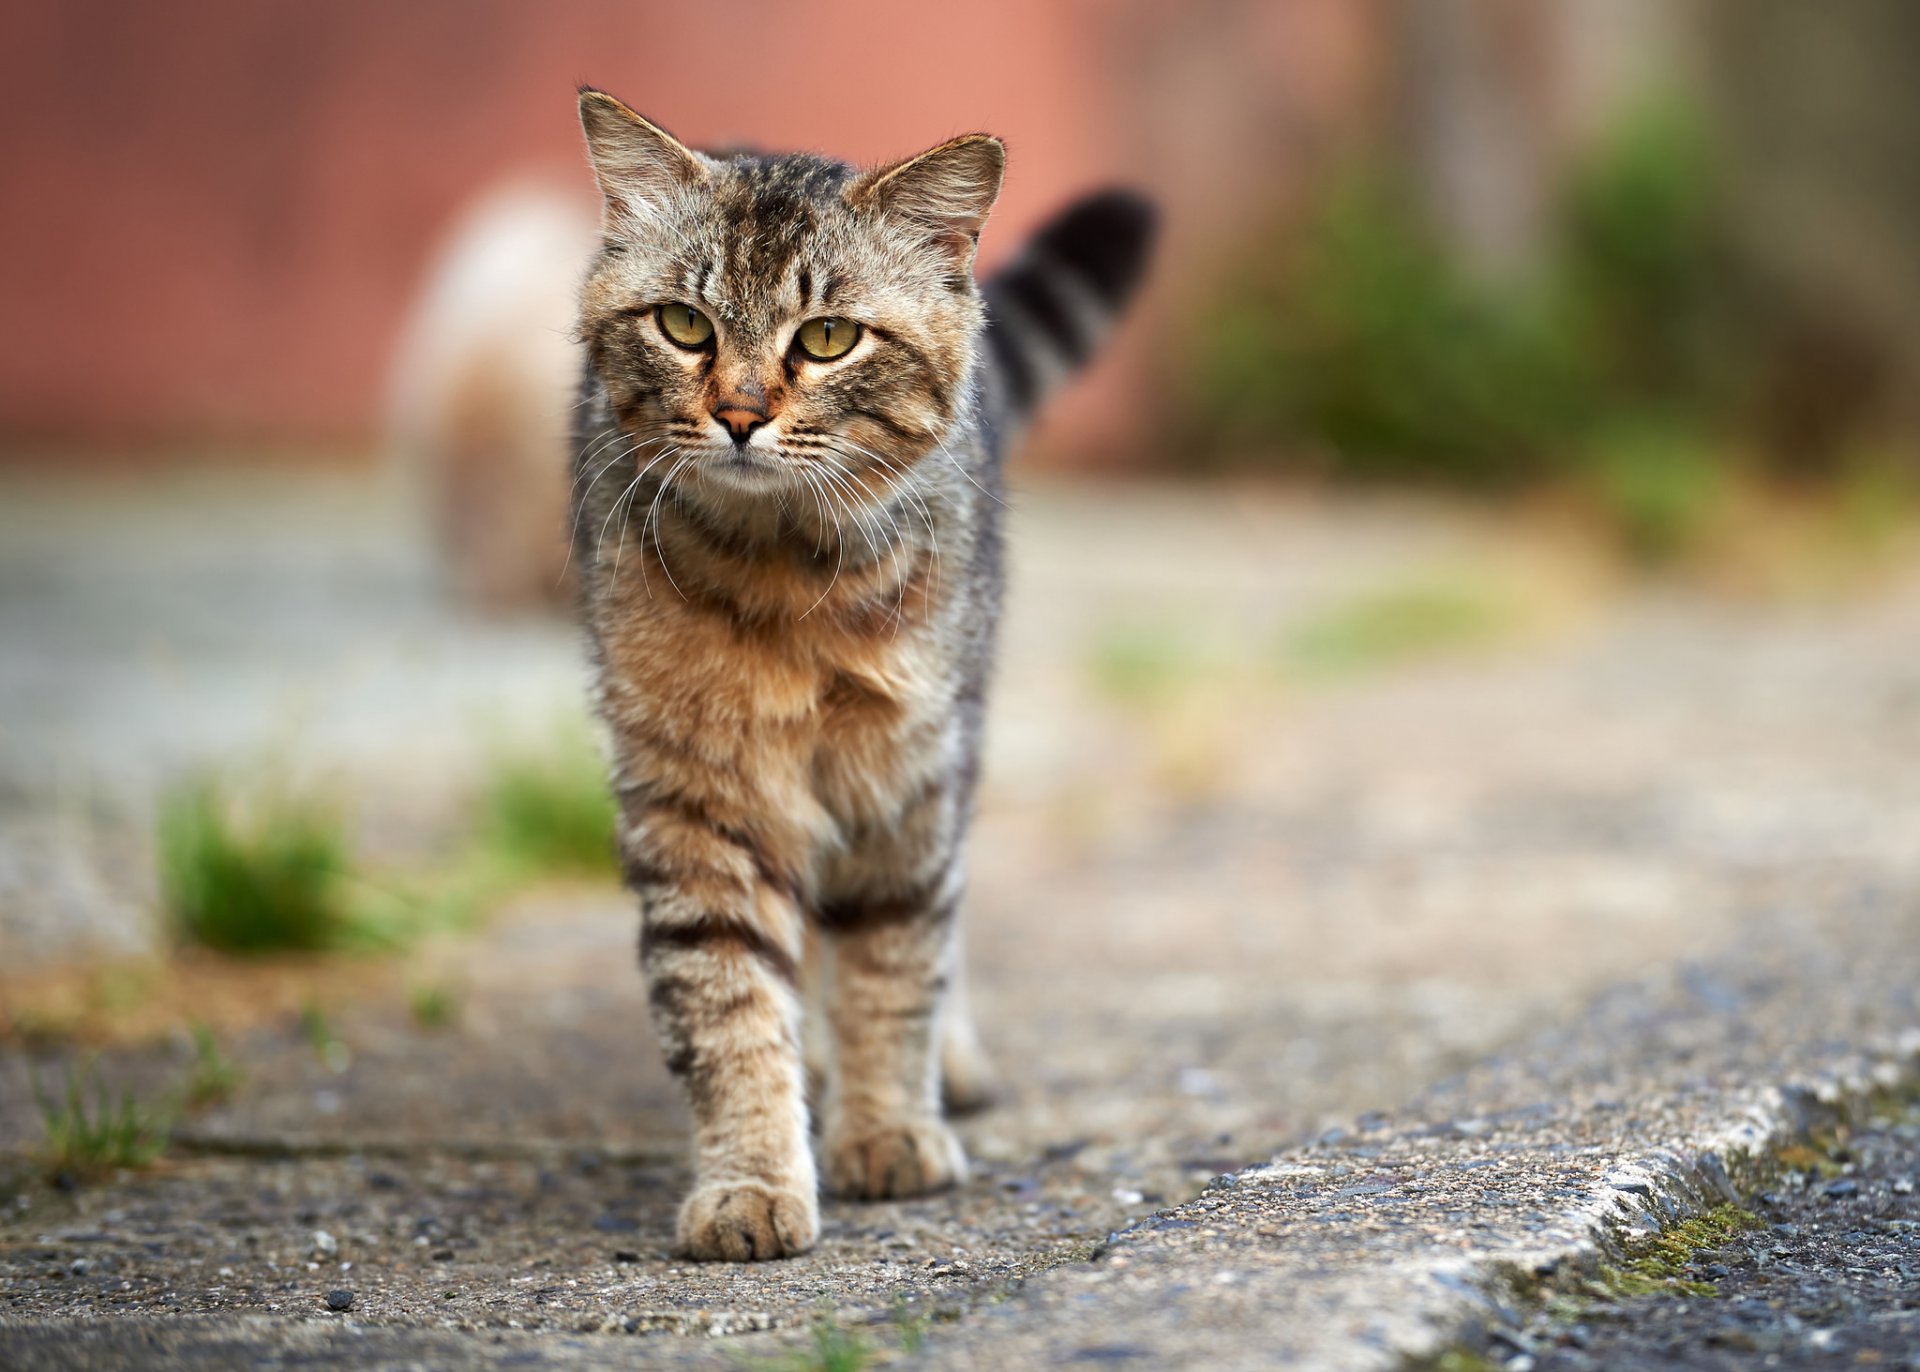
[575,89,1003,501]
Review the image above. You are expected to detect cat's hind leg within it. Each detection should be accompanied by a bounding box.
[800,923,831,1111]
[938,950,999,1116]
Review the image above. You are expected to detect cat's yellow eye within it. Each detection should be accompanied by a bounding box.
[794,316,861,361]
[657,303,714,348]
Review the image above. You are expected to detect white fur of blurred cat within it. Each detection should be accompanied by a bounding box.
[388,180,598,610]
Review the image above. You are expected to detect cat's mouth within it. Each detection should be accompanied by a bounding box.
[692,443,792,494]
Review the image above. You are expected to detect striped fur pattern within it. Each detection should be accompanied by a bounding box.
[570,89,1154,1261]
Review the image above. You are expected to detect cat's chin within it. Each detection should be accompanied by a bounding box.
[689,448,794,498]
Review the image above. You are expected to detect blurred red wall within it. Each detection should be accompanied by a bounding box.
[0,0,1379,461]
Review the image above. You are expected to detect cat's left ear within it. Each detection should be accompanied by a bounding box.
[578,88,709,216]
[846,134,1006,269]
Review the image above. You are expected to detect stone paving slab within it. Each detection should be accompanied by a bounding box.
[909,904,1920,1371]
[4,898,1915,1371]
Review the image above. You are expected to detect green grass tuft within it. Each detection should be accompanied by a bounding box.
[891,1293,929,1355]
[796,1316,870,1372]
[184,1021,243,1107]
[298,1001,352,1072]
[479,727,618,879]
[159,778,353,954]
[737,1311,873,1372]
[34,1059,173,1179]
[153,728,620,969]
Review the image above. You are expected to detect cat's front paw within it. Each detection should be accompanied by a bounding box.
[675,1179,819,1262]
[825,1117,968,1200]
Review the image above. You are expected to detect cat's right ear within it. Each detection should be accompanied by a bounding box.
[577,88,709,215]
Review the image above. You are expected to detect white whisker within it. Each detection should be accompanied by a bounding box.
[934,436,1006,507]
[817,438,943,631]
[640,453,698,601]
[611,446,681,588]
[797,467,850,621]
[558,433,673,586]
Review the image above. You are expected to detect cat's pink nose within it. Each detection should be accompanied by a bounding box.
[712,406,769,443]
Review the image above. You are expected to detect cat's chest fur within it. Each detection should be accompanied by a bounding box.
[591,517,960,853]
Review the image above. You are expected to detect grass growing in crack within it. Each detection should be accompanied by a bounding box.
[478,727,618,879]
[798,1318,870,1372]
[298,1002,351,1072]
[737,1311,872,1372]
[33,1060,174,1178]
[160,779,353,954]
[183,1021,243,1107]
[891,1293,930,1355]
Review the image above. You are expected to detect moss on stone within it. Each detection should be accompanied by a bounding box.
[1564,1203,1763,1307]
[1429,1350,1502,1372]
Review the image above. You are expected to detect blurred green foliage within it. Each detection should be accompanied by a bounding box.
[1194,172,1579,486]
[479,724,619,879]
[1278,575,1514,680]
[160,780,352,954]
[1584,421,1728,568]
[1181,94,1815,544]
[158,717,617,961]
[1554,98,1734,417]
[1087,624,1219,706]
[410,982,462,1030]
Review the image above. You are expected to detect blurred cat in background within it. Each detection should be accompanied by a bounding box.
[388,180,598,610]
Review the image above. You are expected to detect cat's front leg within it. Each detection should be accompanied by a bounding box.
[626,813,817,1260]
[817,883,968,1199]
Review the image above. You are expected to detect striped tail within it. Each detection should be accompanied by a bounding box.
[980,189,1158,431]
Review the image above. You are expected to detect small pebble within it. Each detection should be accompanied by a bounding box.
[1823,1178,1859,1199]
[325,1288,354,1312]
[311,1230,338,1258]
[68,1259,89,1277]
[612,1250,640,1264]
